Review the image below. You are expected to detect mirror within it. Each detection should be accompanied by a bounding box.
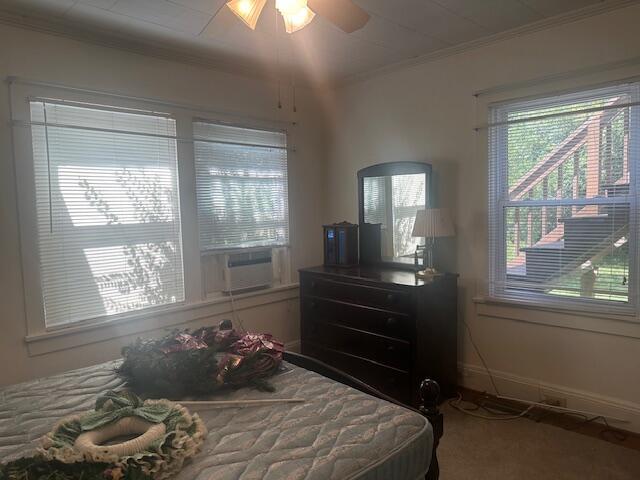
[358,162,432,268]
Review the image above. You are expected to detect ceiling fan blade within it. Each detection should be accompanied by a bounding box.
[307,0,370,33]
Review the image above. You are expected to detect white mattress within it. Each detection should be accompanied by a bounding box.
[0,360,432,480]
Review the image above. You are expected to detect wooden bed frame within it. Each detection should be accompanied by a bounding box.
[283,351,443,480]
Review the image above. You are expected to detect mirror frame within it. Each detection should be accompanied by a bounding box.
[357,161,433,270]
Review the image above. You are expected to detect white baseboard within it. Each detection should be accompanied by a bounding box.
[285,339,301,353]
[458,362,640,434]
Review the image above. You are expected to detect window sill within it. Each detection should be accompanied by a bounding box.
[473,296,640,339]
[25,283,300,356]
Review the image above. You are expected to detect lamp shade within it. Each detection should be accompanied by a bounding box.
[412,208,455,238]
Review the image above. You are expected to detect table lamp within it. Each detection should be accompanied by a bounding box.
[412,208,455,277]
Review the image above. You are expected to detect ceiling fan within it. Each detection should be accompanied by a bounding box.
[225,0,370,34]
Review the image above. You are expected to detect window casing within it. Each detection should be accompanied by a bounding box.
[488,83,640,315]
[193,121,291,296]
[12,85,292,333]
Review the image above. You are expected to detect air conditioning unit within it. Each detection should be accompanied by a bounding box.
[222,249,273,293]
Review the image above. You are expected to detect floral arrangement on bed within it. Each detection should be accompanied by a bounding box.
[0,321,285,480]
[116,319,285,398]
[0,391,206,480]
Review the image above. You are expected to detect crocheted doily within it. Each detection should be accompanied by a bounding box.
[39,391,207,480]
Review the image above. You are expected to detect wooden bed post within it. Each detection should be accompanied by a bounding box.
[420,379,442,480]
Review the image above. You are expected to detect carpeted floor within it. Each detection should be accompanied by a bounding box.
[437,403,640,479]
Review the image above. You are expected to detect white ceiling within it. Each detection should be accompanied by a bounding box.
[0,0,629,83]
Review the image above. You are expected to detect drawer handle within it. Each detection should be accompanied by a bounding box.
[386,293,395,304]
[310,301,317,310]
[310,281,317,289]
[386,317,397,327]
[386,344,395,353]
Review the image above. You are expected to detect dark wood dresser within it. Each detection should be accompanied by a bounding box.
[299,265,458,406]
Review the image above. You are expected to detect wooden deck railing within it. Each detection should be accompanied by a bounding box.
[508,99,629,267]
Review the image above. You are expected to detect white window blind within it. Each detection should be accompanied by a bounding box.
[488,84,640,314]
[363,176,388,227]
[194,121,289,251]
[30,100,184,327]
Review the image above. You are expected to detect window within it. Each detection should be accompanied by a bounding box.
[30,100,184,327]
[363,174,426,258]
[488,83,640,314]
[13,82,294,338]
[194,121,289,251]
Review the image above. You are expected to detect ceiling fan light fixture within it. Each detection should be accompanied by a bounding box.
[281,6,315,33]
[275,0,307,16]
[226,0,267,30]
[225,0,369,34]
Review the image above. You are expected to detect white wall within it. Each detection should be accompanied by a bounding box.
[0,24,327,386]
[326,5,640,431]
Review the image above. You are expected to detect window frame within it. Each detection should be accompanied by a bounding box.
[10,82,293,338]
[488,83,640,317]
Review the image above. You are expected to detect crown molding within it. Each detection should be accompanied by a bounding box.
[336,0,640,88]
[0,7,319,88]
[0,1,637,91]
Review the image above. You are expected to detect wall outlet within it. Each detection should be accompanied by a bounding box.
[542,394,567,408]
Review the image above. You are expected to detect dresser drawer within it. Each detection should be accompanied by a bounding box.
[301,296,412,340]
[303,320,411,370]
[301,276,411,314]
[301,341,411,404]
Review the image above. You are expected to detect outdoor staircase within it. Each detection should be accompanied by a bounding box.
[503,95,631,291]
[507,183,629,285]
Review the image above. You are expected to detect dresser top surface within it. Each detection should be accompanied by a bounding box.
[300,265,442,288]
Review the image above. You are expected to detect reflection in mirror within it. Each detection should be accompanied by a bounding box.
[363,173,426,261]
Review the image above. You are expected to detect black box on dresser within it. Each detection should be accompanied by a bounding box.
[299,265,458,406]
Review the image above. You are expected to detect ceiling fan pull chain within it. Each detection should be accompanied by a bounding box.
[292,65,297,114]
[291,62,297,113]
[293,84,297,113]
[275,7,283,110]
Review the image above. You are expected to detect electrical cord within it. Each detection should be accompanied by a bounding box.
[462,317,500,395]
[564,414,628,442]
[227,291,247,333]
[449,392,536,420]
[459,318,629,441]
[450,391,630,442]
